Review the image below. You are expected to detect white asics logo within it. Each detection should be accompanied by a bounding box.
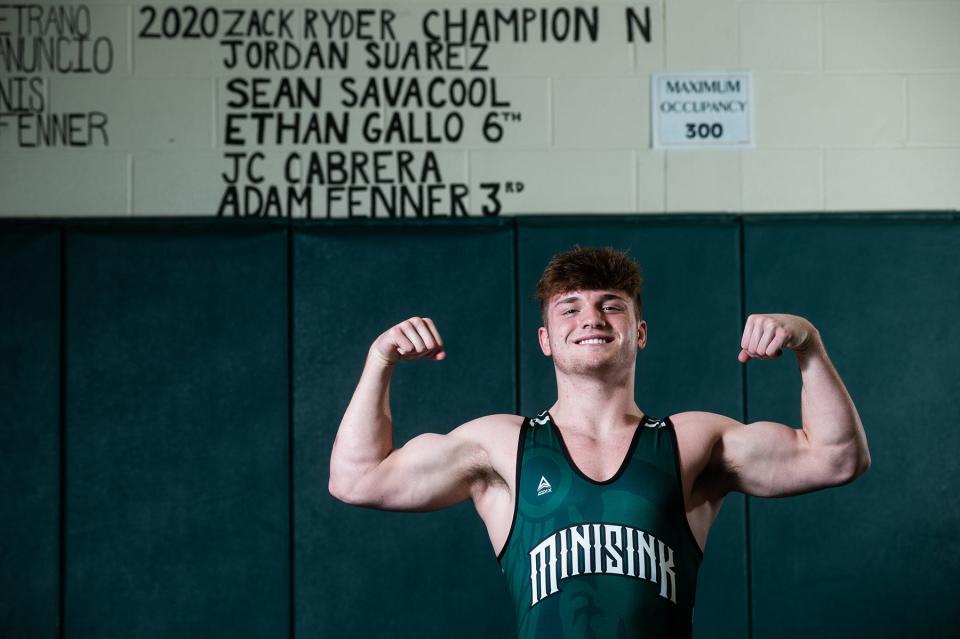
[537,476,553,496]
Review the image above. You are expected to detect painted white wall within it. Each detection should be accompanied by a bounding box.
[0,0,957,217]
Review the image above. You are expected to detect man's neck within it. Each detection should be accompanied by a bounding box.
[550,369,643,438]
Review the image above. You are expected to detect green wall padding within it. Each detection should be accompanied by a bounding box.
[0,228,60,639]
[1,215,956,639]
[64,225,289,638]
[293,220,517,637]
[745,219,960,638]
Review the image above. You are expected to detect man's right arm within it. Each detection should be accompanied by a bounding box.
[327,317,498,511]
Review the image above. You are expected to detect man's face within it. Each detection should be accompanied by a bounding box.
[537,289,647,375]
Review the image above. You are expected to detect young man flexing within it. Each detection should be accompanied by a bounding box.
[328,246,870,638]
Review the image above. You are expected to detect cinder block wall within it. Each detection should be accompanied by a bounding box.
[0,0,958,217]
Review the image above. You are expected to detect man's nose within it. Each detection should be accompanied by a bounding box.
[583,308,607,327]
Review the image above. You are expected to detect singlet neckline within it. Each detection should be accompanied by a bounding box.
[545,410,647,485]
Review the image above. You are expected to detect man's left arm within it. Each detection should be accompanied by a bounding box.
[712,313,871,498]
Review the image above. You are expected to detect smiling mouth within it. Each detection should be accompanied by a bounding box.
[575,338,613,345]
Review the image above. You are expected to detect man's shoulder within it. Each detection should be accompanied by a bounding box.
[448,413,525,446]
[448,414,526,489]
[669,411,742,498]
[670,410,743,434]
[669,411,745,460]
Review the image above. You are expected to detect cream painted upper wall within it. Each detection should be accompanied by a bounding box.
[0,0,957,218]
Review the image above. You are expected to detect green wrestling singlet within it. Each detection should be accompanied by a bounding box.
[497,410,703,639]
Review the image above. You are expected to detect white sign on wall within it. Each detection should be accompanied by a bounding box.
[651,71,753,149]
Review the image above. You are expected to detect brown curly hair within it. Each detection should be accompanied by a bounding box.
[534,245,644,327]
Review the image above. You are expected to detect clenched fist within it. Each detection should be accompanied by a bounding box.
[370,317,446,366]
[738,313,817,363]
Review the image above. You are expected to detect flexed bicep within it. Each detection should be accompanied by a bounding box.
[718,415,851,498]
[337,416,501,512]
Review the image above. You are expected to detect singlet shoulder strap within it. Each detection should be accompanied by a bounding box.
[529,409,551,428]
[496,414,528,564]
[641,413,668,429]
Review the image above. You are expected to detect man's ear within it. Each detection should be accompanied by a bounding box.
[538,326,552,356]
[636,320,648,350]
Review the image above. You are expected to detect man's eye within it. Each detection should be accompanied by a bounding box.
[604,306,623,311]
[562,309,576,315]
